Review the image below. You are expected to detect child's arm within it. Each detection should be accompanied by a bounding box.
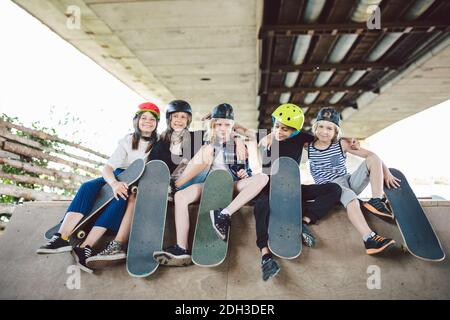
[234,136,248,162]
[341,139,372,158]
[341,140,401,189]
[233,122,257,141]
[258,132,274,150]
[342,137,360,150]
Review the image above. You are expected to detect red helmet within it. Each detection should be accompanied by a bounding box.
[136,102,160,120]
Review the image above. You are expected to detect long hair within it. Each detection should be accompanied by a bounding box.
[132,112,159,152]
[311,120,342,143]
[160,113,192,144]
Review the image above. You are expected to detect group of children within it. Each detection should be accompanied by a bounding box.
[37,100,400,281]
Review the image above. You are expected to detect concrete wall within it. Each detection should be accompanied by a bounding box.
[0,201,449,299]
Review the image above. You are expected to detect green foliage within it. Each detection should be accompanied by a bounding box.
[1,113,82,204]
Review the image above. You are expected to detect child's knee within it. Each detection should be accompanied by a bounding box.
[327,183,342,197]
[366,154,381,167]
[256,173,269,187]
[174,188,197,206]
[174,190,186,204]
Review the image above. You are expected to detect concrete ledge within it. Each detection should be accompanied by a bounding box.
[0,201,449,299]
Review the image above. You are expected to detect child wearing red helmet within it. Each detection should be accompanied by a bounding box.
[37,102,160,273]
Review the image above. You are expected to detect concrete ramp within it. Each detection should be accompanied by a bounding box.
[0,201,449,299]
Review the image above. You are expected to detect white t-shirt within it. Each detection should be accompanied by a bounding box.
[210,148,228,172]
[106,134,152,170]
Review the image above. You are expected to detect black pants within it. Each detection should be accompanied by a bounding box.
[253,183,342,250]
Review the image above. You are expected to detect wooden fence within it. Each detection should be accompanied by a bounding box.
[0,119,108,201]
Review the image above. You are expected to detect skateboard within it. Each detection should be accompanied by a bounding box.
[268,157,302,259]
[44,159,145,242]
[127,160,170,277]
[191,170,234,267]
[64,159,145,247]
[384,168,445,261]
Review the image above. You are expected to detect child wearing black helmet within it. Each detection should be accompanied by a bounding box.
[307,107,400,255]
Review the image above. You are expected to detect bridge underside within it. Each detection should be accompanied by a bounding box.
[10,0,450,136]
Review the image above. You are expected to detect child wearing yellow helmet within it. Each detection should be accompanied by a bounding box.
[271,103,305,137]
[253,103,344,281]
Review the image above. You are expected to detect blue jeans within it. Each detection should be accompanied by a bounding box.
[65,168,128,232]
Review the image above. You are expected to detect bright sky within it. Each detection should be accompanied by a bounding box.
[0,0,165,157]
[1,1,449,198]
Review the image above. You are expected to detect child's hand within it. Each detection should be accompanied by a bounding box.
[342,137,360,150]
[258,133,273,150]
[201,112,211,121]
[237,169,249,179]
[111,181,129,200]
[385,171,401,189]
[350,138,360,150]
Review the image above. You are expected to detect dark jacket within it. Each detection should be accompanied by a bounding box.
[148,130,205,174]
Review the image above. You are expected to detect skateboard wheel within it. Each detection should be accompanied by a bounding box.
[131,186,138,194]
[77,230,86,239]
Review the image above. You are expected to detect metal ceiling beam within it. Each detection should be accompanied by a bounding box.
[261,62,398,74]
[261,85,372,95]
[259,20,450,38]
[260,102,357,113]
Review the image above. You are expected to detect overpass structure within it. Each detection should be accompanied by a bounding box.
[10,0,450,135]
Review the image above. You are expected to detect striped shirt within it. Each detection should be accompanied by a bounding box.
[308,140,347,184]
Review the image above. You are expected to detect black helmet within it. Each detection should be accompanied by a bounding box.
[211,103,234,120]
[316,107,340,127]
[165,100,192,119]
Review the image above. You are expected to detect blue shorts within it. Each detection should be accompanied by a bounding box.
[177,169,239,191]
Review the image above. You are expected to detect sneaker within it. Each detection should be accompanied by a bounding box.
[86,240,126,270]
[210,209,231,241]
[36,233,72,254]
[153,244,192,267]
[71,246,94,273]
[261,257,281,281]
[363,198,394,222]
[301,224,316,248]
[364,233,396,255]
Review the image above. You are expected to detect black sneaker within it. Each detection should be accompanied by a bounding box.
[86,240,126,270]
[301,224,316,248]
[261,257,281,281]
[36,233,72,254]
[153,244,192,267]
[210,209,231,241]
[363,198,394,222]
[71,246,94,273]
[364,233,396,255]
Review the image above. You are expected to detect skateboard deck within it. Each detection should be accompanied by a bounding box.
[67,159,145,247]
[44,223,62,241]
[384,168,445,261]
[268,157,302,259]
[191,170,234,267]
[127,160,170,277]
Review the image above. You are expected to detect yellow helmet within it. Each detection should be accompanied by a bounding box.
[271,103,305,131]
